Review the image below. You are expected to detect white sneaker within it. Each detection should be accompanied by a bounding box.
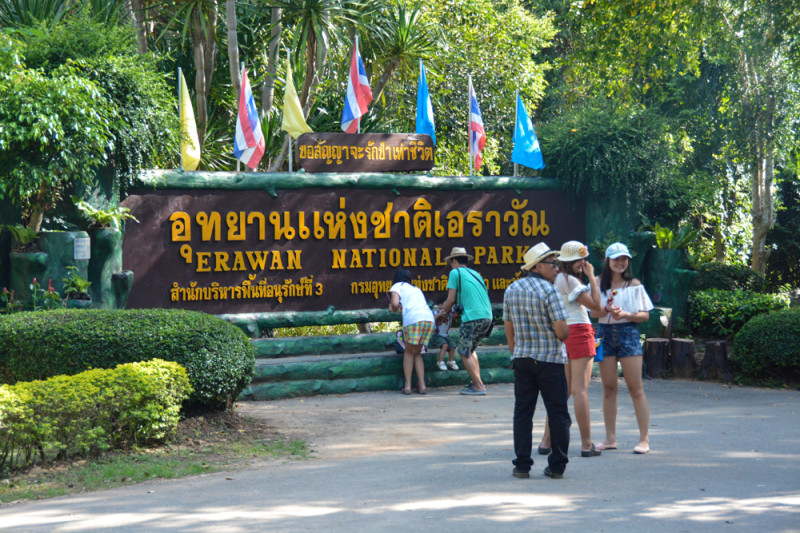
[437,361,447,371]
[447,361,459,371]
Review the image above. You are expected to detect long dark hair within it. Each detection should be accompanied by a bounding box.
[558,259,586,284]
[393,267,412,285]
[599,258,633,293]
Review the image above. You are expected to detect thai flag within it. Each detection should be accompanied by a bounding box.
[340,40,373,133]
[234,68,265,170]
[469,78,486,172]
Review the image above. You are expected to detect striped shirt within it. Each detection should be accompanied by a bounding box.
[503,273,569,364]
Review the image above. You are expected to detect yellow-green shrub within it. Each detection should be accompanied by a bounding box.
[0,359,192,472]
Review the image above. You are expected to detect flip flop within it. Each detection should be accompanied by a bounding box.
[581,443,601,457]
[595,442,617,451]
[633,445,650,454]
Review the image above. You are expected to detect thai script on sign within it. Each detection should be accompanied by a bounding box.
[170,275,321,304]
[297,132,435,172]
[168,198,549,244]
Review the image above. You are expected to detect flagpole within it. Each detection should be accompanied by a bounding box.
[356,36,361,134]
[178,68,182,170]
[238,62,244,172]
[514,89,518,177]
[287,49,293,173]
[468,76,473,178]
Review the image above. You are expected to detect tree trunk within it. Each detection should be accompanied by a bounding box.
[191,5,218,145]
[262,8,281,113]
[272,26,319,172]
[750,108,776,276]
[226,0,241,102]
[127,0,148,54]
[269,136,290,172]
[371,58,401,105]
[192,10,208,144]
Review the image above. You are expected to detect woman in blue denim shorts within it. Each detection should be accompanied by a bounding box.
[591,243,653,454]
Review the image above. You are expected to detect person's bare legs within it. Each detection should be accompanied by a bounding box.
[413,349,427,393]
[598,357,619,449]
[403,343,424,393]
[619,355,649,452]
[460,350,485,391]
[539,362,570,450]
[570,356,595,451]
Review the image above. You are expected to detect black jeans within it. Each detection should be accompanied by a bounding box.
[512,357,571,474]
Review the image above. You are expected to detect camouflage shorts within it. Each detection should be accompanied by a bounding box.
[456,318,492,358]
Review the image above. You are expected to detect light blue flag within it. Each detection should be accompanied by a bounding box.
[415,62,436,144]
[511,94,544,169]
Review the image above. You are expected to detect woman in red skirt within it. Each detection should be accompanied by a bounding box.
[538,241,603,457]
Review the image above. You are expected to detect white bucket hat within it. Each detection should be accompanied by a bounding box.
[557,241,590,262]
[443,247,474,262]
[605,242,632,259]
[521,243,558,271]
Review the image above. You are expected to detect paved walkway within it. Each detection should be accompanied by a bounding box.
[2,379,799,532]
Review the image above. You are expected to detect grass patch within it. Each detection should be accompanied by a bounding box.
[0,410,310,504]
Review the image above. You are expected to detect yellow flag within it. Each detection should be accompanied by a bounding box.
[281,59,312,139]
[179,71,201,171]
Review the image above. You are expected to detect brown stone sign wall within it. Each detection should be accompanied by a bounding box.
[121,187,584,313]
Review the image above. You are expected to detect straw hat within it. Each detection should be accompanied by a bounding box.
[521,243,558,271]
[557,241,590,262]
[443,247,473,262]
[605,242,632,259]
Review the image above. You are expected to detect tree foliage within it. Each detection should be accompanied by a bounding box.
[0,37,113,229]
[538,99,677,201]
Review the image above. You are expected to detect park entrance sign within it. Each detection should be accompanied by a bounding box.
[121,172,584,314]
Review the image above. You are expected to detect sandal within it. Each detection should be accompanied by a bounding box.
[581,443,601,457]
[415,387,427,395]
[400,386,412,395]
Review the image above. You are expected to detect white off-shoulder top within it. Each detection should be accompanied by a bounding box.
[598,284,654,325]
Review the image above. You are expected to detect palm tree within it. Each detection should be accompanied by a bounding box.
[368,4,438,104]
[152,0,220,143]
[264,0,382,170]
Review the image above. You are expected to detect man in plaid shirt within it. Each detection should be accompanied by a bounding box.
[503,243,571,479]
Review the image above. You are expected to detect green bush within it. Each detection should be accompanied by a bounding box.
[688,289,790,338]
[693,262,766,292]
[0,359,192,472]
[0,309,255,410]
[733,309,800,382]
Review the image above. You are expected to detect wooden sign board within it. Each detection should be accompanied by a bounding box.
[297,133,434,173]
[121,186,585,314]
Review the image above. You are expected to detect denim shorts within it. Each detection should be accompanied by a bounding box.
[456,318,492,358]
[596,322,643,359]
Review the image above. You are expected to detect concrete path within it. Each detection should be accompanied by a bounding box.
[2,379,799,532]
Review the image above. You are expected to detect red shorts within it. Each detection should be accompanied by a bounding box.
[564,323,596,360]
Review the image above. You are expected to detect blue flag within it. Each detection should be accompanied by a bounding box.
[416,62,435,144]
[511,94,544,170]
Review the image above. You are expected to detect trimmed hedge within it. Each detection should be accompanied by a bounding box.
[0,359,192,472]
[733,308,800,382]
[0,309,255,410]
[693,262,766,292]
[687,289,790,338]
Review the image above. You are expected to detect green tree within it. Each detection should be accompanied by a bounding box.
[0,37,114,230]
[545,0,800,273]
[416,0,555,176]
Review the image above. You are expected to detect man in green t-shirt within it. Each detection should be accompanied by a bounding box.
[435,247,493,396]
